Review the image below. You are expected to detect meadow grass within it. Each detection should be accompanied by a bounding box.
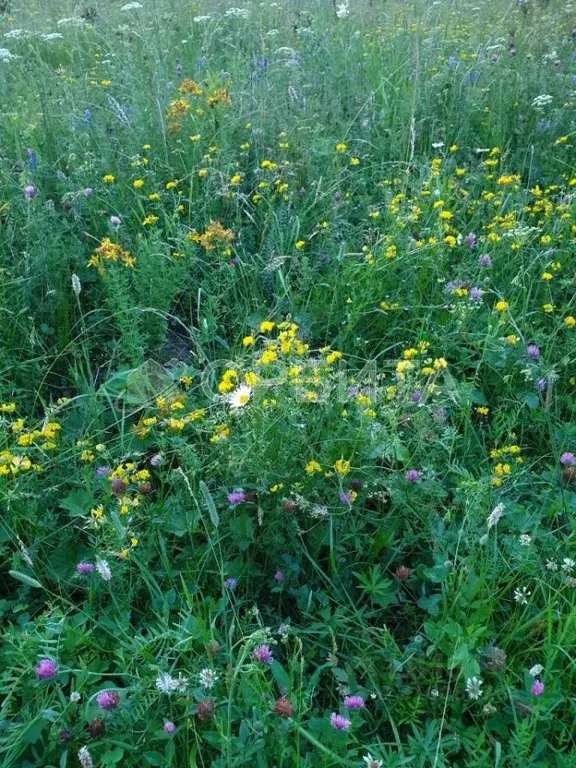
[1,0,576,766]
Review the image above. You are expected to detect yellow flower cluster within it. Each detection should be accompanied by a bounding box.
[88,237,135,270]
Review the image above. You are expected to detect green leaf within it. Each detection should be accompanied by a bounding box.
[199,481,219,527]
[59,489,93,517]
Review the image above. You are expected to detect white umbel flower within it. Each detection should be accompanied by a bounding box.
[121,2,143,10]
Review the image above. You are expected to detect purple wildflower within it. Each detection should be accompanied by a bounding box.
[464,232,477,248]
[227,490,246,505]
[252,644,274,665]
[224,577,237,590]
[405,469,421,484]
[76,562,94,575]
[478,254,491,266]
[83,188,93,197]
[531,680,544,696]
[274,570,285,582]
[96,691,120,711]
[536,378,547,392]
[469,286,483,302]
[95,465,111,477]
[27,148,37,172]
[330,712,351,731]
[110,215,122,227]
[35,658,58,680]
[526,344,540,360]
[164,721,176,735]
[24,185,37,199]
[150,453,164,467]
[411,389,422,403]
[339,491,353,504]
[343,695,365,709]
[560,452,576,466]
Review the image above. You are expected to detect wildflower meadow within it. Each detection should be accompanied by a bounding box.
[1,0,576,765]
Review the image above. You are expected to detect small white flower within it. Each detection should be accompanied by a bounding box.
[514,586,530,605]
[487,503,504,528]
[78,747,94,768]
[156,673,177,695]
[198,668,219,689]
[519,534,532,547]
[465,676,483,700]
[193,15,213,22]
[229,384,252,410]
[432,141,445,149]
[529,664,544,677]
[40,33,64,41]
[171,674,188,693]
[71,273,82,296]
[335,2,349,18]
[225,7,250,18]
[121,1,143,9]
[561,558,575,572]
[0,48,18,62]
[57,17,86,27]
[95,558,112,581]
[69,691,82,703]
[4,29,30,39]
[363,756,383,768]
[545,559,558,571]
[532,94,553,110]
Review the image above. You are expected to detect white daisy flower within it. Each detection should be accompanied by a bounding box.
[229,384,252,410]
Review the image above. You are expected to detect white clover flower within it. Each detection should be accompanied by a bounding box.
[198,668,219,689]
[562,558,575,572]
[465,676,483,700]
[172,674,189,693]
[363,756,383,768]
[529,664,544,677]
[545,559,558,571]
[514,586,530,605]
[156,673,177,695]
[519,534,532,547]
[69,691,82,702]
